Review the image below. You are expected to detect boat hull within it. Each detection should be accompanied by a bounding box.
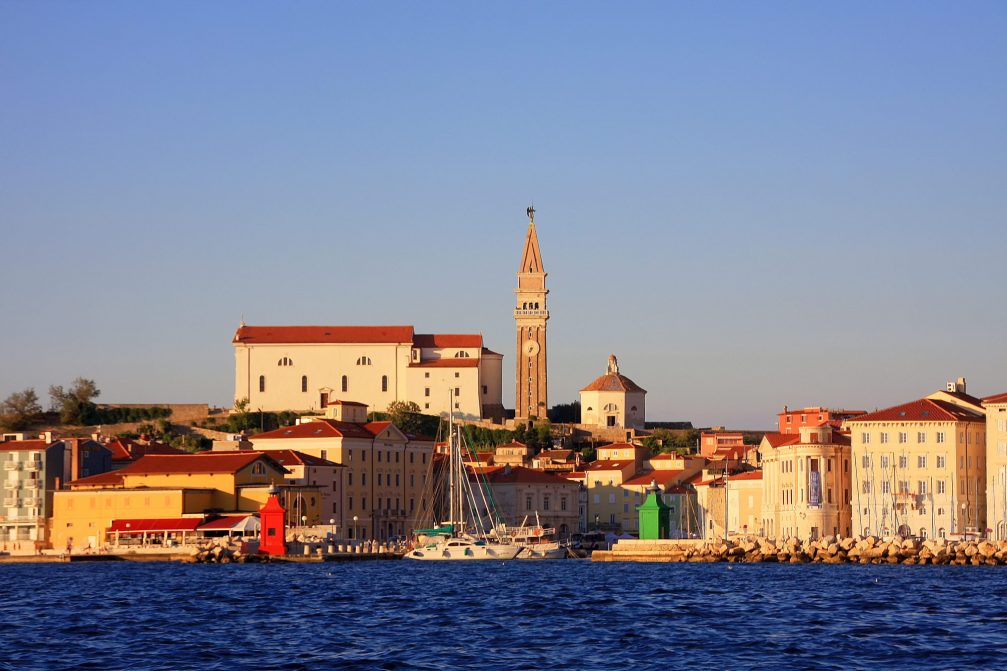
[405,543,522,561]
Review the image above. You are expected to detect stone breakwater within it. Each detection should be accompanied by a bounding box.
[593,536,1007,565]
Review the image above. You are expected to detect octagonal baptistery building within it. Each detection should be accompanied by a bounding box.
[579,355,647,430]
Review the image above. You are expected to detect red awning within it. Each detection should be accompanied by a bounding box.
[108,518,203,534]
[196,515,255,531]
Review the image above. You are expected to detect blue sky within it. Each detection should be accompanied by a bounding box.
[1,2,1004,428]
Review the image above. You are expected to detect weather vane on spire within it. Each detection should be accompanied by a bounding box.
[526,204,535,224]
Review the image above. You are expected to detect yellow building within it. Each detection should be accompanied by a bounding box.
[51,452,320,549]
[845,393,986,540]
[248,401,434,542]
[694,470,763,540]
[760,426,852,541]
[984,392,1007,540]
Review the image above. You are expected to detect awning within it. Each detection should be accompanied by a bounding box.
[197,515,260,533]
[109,518,203,534]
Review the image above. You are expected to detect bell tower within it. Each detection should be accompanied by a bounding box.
[515,206,549,421]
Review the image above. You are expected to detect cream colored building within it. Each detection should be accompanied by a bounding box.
[694,470,763,540]
[247,401,435,542]
[984,392,1007,540]
[233,326,503,421]
[759,426,852,541]
[845,392,986,540]
[580,355,647,430]
[479,465,583,536]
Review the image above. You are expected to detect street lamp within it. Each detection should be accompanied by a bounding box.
[301,515,307,531]
[594,514,599,531]
[353,515,359,543]
[329,517,336,539]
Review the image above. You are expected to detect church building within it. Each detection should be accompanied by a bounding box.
[580,355,647,430]
[514,206,549,421]
[233,326,504,420]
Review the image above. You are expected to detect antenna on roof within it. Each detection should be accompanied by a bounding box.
[526,204,535,224]
[239,313,246,328]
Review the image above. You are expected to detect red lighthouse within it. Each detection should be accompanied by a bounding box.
[258,490,287,556]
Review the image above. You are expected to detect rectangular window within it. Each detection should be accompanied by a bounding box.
[918,481,927,495]
[362,497,367,510]
[898,432,908,444]
[861,455,870,468]
[862,433,871,444]
[917,455,926,468]
[543,495,550,511]
[917,432,926,444]
[525,495,533,511]
[482,385,488,395]
[937,455,945,468]
[454,387,460,397]
[881,456,890,469]
[348,473,353,486]
[899,456,907,469]
[936,432,945,444]
[608,494,616,504]
[424,388,430,397]
[593,494,600,504]
[348,496,353,511]
[880,433,889,444]
[623,503,629,513]
[937,480,946,494]
[560,496,568,511]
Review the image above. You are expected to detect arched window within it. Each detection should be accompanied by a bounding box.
[251,462,265,476]
[259,375,266,392]
[630,406,638,412]
[454,351,470,358]
[342,375,348,393]
[277,357,293,366]
[301,375,308,393]
[381,375,388,392]
[603,403,618,412]
[356,356,372,366]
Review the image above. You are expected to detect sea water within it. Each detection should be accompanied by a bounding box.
[2,561,1006,670]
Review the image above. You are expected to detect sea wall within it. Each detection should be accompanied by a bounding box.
[593,536,1007,565]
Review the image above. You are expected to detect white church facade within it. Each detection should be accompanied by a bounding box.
[233,325,504,421]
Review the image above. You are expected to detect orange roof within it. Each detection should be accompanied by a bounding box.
[762,433,802,448]
[478,466,576,485]
[847,398,985,424]
[581,372,646,393]
[250,418,375,441]
[983,392,1007,405]
[105,437,185,462]
[559,471,585,479]
[233,325,414,344]
[69,471,126,487]
[409,358,480,368]
[536,449,574,461]
[213,449,342,468]
[623,470,693,487]
[586,460,633,471]
[326,400,367,407]
[118,452,285,476]
[0,439,52,452]
[413,334,483,348]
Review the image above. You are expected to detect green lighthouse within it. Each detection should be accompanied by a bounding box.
[638,479,671,540]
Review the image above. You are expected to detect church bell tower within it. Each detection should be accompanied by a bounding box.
[515,206,549,421]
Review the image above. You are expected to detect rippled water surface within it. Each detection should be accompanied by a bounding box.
[2,561,1007,670]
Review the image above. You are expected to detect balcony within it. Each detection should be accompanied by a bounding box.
[3,497,21,508]
[4,462,20,471]
[23,462,40,472]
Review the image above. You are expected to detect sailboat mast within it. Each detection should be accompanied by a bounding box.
[448,390,455,531]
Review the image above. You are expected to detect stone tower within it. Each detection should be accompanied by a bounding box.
[515,206,549,421]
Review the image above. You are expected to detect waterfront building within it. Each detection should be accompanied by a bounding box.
[579,355,647,431]
[845,386,986,539]
[50,451,319,549]
[777,406,865,434]
[247,401,434,542]
[1,433,110,547]
[233,325,504,421]
[984,392,1007,540]
[759,426,852,541]
[475,465,582,536]
[583,443,705,534]
[531,449,581,473]
[694,470,763,540]
[514,207,549,421]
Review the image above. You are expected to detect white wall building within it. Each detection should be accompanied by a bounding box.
[233,325,503,420]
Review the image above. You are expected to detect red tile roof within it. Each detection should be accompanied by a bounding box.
[250,418,375,441]
[729,470,764,481]
[623,470,693,487]
[559,471,585,479]
[536,449,574,461]
[233,325,414,344]
[326,400,368,407]
[69,471,126,488]
[477,465,577,486]
[104,437,185,462]
[761,433,803,448]
[581,372,646,393]
[585,460,634,471]
[0,439,52,452]
[363,421,394,436]
[117,452,286,476]
[846,398,985,424]
[413,334,483,349]
[481,347,503,357]
[983,392,1007,405]
[408,358,480,368]
[213,449,342,468]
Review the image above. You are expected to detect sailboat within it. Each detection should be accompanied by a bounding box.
[405,395,521,561]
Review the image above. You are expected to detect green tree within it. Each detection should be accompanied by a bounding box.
[548,401,581,424]
[48,378,101,425]
[0,388,43,430]
[386,400,424,434]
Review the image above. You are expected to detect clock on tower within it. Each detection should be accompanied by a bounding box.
[514,206,549,421]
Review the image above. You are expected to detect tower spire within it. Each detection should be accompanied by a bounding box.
[518,206,545,275]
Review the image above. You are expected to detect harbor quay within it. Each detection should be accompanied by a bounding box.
[594,535,1007,566]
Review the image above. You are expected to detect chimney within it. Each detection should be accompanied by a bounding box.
[39,431,53,443]
[68,438,81,483]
